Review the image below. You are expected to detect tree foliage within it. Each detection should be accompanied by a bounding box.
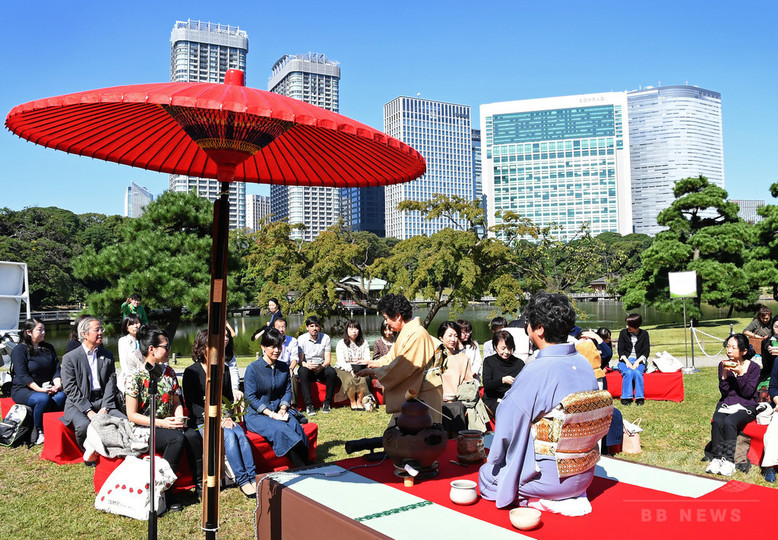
[72,191,249,337]
[0,207,124,307]
[621,176,756,317]
[744,182,778,300]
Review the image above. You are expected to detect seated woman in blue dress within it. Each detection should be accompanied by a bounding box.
[244,328,311,468]
[10,318,66,445]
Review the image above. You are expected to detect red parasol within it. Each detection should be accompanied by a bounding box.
[6,69,425,538]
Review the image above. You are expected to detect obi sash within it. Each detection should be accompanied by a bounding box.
[531,390,613,479]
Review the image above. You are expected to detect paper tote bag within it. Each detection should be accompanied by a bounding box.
[622,418,642,454]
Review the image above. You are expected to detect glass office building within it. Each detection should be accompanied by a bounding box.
[628,85,724,235]
[124,182,153,218]
[168,19,248,229]
[268,53,341,242]
[383,97,473,239]
[481,93,633,242]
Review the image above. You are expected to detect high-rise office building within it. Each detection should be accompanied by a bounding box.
[472,129,483,203]
[383,97,473,239]
[341,186,385,236]
[124,182,153,218]
[268,53,341,242]
[246,194,271,231]
[628,85,724,235]
[481,92,633,242]
[731,199,765,224]
[168,19,248,230]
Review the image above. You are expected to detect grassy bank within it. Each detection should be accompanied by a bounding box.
[0,317,769,538]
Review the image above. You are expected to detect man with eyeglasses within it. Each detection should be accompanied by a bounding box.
[61,316,125,463]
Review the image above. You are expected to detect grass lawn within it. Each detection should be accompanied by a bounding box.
[0,318,771,538]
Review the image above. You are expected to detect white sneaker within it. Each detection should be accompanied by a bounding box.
[718,460,735,477]
[705,458,722,474]
[35,431,45,445]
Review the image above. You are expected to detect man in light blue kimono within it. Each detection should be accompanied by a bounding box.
[479,292,603,516]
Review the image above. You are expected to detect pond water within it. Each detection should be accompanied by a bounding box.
[34,299,777,361]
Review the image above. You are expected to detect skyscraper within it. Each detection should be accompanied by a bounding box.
[124,182,153,218]
[628,85,724,235]
[168,19,248,230]
[383,97,473,239]
[481,92,633,242]
[268,53,341,242]
[246,194,271,232]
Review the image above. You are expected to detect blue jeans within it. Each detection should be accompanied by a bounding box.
[223,424,257,488]
[26,390,66,431]
[619,360,645,399]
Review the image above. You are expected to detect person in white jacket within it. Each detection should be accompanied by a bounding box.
[335,319,371,411]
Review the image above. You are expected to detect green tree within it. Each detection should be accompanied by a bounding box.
[72,191,249,336]
[373,196,515,328]
[621,176,756,317]
[0,207,124,307]
[744,182,778,300]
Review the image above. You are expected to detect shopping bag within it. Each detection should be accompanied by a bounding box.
[95,455,177,520]
[622,417,643,454]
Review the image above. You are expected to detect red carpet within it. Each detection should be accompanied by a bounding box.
[338,443,776,538]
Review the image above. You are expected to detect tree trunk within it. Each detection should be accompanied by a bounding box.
[164,305,183,342]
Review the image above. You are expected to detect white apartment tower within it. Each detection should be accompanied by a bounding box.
[246,194,271,232]
[168,19,248,229]
[268,53,341,242]
[628,85,724,235]
[124,182,153,218]
[383,97,473,239]
[481,92,633,242]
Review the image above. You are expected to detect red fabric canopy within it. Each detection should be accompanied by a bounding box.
[5,73,425,187]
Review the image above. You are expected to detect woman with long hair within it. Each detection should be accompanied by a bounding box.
[456,319,482,381]
[125,325,203,509]
[706,333,759,477]
[334,319,371,410]
[244,328,310,468]
[116,314,143,393]
[184,330,257,498]
[10,318,65,444]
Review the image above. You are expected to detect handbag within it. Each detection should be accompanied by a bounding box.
[622,417,643,454]
[94,455,177,520]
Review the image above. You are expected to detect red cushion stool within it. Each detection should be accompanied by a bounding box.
[244,422,318,472]
[40,412,83,464]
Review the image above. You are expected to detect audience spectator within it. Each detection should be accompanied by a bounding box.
[761,315,778,384]
[125,325,202,510]
[297,316,337,416]
[117,314,143,394]
[360,293,443,424]
[577,330,605,388]
[250,298,284,341]
[759,325,778,482]
[596,327,613,369]
[10,318,65,445]
[224,325,243,402]
[617,314,650,406]
[456,319,482,381]
[244,328,310,468]
[121,293,149,325]
[334,319,371,411]
[744,306,773,340]
[273,318,300,408]
[505,315,532,361]
[438,321,474,435]
[184,329,257,498]
[65,314,108,355]
[61,317,125,460]
[706,333,758,477]
[482,316,508,359]
[482,330,525,417]
[372,320,395,361]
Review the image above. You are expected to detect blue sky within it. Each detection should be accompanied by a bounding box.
[1,0,776,216]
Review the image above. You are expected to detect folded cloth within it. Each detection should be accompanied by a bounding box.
[527,495,592,517]
[88,413,148,459]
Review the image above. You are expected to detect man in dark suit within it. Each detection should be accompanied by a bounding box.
[61,316,125,458]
